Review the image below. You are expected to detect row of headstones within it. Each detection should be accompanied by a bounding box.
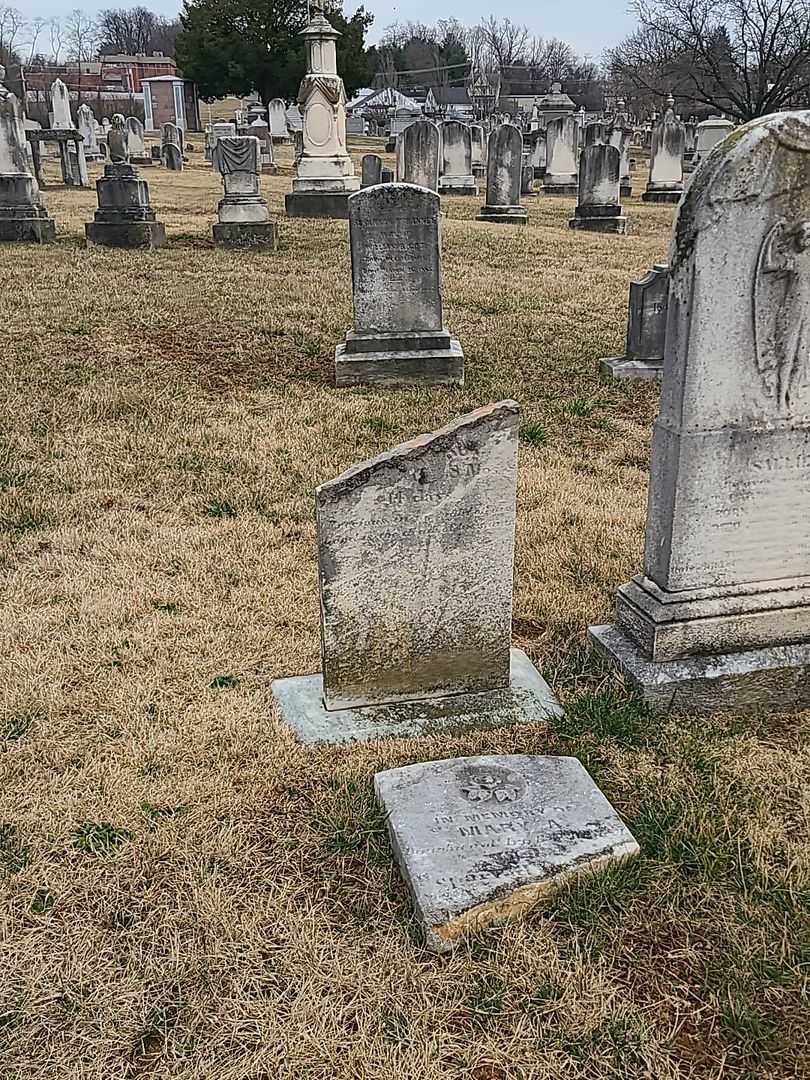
[272,109,810,952]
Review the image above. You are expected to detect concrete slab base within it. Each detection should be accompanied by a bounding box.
[599,355,663,381]
[641,189,683,204]
[334,339,465,387]
[285,191,352,219]
[272,647,563,746]
[213,221,278,249]
[477,206,528,225]
[589,623,810,713]
[85,221,166,248]
[543,183,578,196]
[0,216,56,243]
[569,214,627,234]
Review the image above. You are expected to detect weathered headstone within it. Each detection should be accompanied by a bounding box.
[528,129,546,177]
[50,78,72,129]
[85,114,166,249]
[569,143,626,234]
[543,115,578,195]
[125,116,149,163]
[600,264,669,380]
[272,402,562,743]
[609,101,633,197]
[0,92,56,242]
[212,135,277,248]
[361,153,382,187]
[590,110,810,712]
[249,117,275,172]
[584,121,607,147]
[642,96,684,203]
[396,119,440,191]
[375,754,639,952]
[470,123,486,178]
[76,104,100,158]
[268,98,289,140]
[286,5,359,218]
[477,123,527,225]
[335,184,464,386]
[694,116,734,169]
[438,120,477,195]
[380,166,394,183]
[161,122,183,170]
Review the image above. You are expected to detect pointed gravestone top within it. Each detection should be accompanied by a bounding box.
[317,401,519,710]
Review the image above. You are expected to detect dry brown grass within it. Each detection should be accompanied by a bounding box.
[0,140,807,1080]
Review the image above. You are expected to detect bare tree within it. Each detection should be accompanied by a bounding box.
[97,6,158,55]
[609,0,810,121]
[25,16,50,63]
[49,17,65,64]
[64,8,99,64]
[0,5,25,57]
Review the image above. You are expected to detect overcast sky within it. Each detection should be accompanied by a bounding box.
[30,1,637,58]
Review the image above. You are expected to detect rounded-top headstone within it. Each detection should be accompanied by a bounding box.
[396,119,440,191]
[485,123,523,208]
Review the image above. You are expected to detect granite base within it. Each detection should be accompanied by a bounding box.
[641,189,683,204]
[589,624,810,713]
[569,213,627,234]
[599,356,663,381]
[272,647,563,746]
[543,183,578,196]
[335,338,465,387]
[213,221,278,248]
[0,216,56,243]
[85,220,166,248]
[285,190,352,219]
[477,206,528,225]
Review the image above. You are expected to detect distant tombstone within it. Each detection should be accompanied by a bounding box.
[569,144,626,234]
[642,95,684,203]
[469,123,486,177]
[249,117,275,171]
[380,166,393,183]
[269,98,290,139]
[212,135,277,249]
[161,122,183,170]
[126,116,148,161]
[520,154,534,195]
[77,104,99,157]
[0,93,56,242]
[477,124,526,225]
[543,115,578,195]
[610,99,633,197]
[50,78,72,129]
[210,122,236,164]
[694,116,734,167]
[272,401,562,744]
[438,120,477,195]
[285,103,303,132]
[335,184,464,386]
[85,114,166,249]
[590,110,810,712]
[246,101,266,124]
[599,264,669,380]
[396,119,440,191]
[346,115,365,135]
[375,754,639,952]
[529,129,546,177]
[361,153,382,188]
[584,121,607,147]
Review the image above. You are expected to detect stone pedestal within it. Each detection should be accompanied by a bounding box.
[212,135,277,249]
[85,163,166,249]
[335,184,464,387]
[0,176,56,242]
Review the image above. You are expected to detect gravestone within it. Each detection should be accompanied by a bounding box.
[375,754,639,952]
[272,401,562,743]
[346,115,365,135]
[268,98,289,140]
[584,121,607,147]
[477,123,527,225]
[569,143,626,234]
[600,264,669,380]
[642,96,684,203]
[694,116,734,168]
[396,119,440,191]
[543,115,578,195]
[520,154,535,195]
[286,5,359,218]
[212,135,277,248]
[76,104,100,158]
[50,78,72,129]
[161,122,183,170]
[126,116,149,163]
[361,153,382,187]
[249,117,275,172]
[85,114,166,249]
[470,123,486,178]
[438,120,477,195]
[609,101,633,197]
[0,92,56,242]
[529,129,546,177]
[683,120,697,171]
[590,110,810,712]
[380,166,394,183]
[335,184,464,386]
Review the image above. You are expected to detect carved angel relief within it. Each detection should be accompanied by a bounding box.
[753,219,810,416]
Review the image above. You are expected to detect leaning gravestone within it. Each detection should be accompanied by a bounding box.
[334,184,464,386]
[212,135,277,249]
[590,110,810,712]
[272,402,562,743]
[85,114,166,249]
[642,96,684,203]
[375,754,639,952]
[543,115,578,195]
[477,123,526,225]
[438,120,477,195]
[396,119,440,191]
[161,122,183,170]
[569,143,626,234]
[126,116,149,163]
[600,264,669,380]
[0,93,56,242]
[361,153,382,188]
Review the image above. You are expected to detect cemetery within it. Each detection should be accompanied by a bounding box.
[1,3,808,1078]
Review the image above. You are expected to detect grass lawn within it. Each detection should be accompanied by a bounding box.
[0,140,807,1080]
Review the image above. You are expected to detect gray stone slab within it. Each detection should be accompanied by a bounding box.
[334,339,464,387]
[599,356,663,381]
[212,221,278,248]
[284,190,351,219]
[374,753,639,952]
[589,623,810,713]
[272,647,562,745]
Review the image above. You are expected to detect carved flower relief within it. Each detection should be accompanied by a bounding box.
[459,768,526,804]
